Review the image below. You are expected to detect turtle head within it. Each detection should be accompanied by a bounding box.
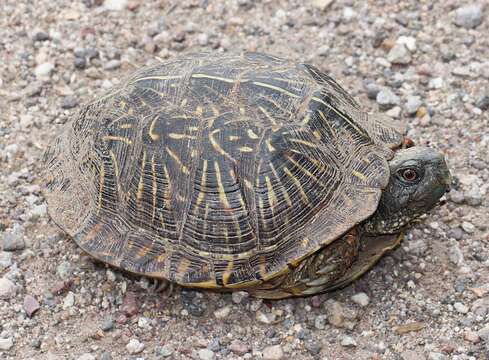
[363,146,451,235]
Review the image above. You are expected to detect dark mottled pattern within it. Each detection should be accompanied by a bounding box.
[43,52,404,292]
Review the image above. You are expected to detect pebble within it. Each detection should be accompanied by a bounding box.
[126,338,145,354]
[461,221,475,234]
[366,82,382,100]
[101,319,114,331]
[351,292,370,307]
[63,292,75,309]
[312,0,334,11]
[475,94,489,110]
[104,0,128,11]
[198,349,215,360]
[214,305,231,319]
[56,261,72,280]
[324,299,357,329]
[448,242,463,265]
[0,252,13,271]
[314,314,327,330]
[35,62,55,78]
[396,36,417,52]
[231,291,249,304]
[228,339,250,355]
[305,340,321,355]
[2,232,25,251]
[155,345,174,357]
[180,290,206,316]
[74,57,87,70]
[428,352,446,360]
[340,335,357,347]
[465,188,482,206]
[122,292,139,316]
[463,329,480,343]
[405,96,423,116]
[0,338,13,351]
[428,77,444,89]
[478,325,489,342]
[386,106,401,118]
[33,31,50,42]
[0,277,17,299]
[447,227,464,240]
[263,344,284,360]
[376,88,400,110]
[453,302,469,314]
[23,295,40,317]
[104,60,121,71]
[77,354,95,360]
[256,311,276,324]
[387,44,411,65]
[454,5,483,29]
[61,96,79,109]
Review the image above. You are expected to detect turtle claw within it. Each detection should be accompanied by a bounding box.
[149,278,174,296]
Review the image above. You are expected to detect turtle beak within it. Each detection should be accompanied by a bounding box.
[435,154,452,194]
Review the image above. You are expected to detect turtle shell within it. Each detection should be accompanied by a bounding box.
[42,52,405,289]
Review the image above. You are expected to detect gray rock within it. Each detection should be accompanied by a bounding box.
[387,44,411,65]
[305,340,321,355]
[376,88,400,110]
[405,96,423,116]
[351,292,370,307]
[428,352,446,360]
[478,325,489,342]
[263,344,284,360]
[447,227,464,240]
[475,94,489,110]
[101,318,114,331]
[454,302,469,314]
[56,261,72,280]
[465,188,482,206]
[63,292,75,309]
[454,5,483,29]
[314,314,327,330]
[34,62,55,78]
[33,31,50,41]
[100,353,112,360]
[74,57,87,70]
[23,295,40,317]
[312,0,334,11]
[228,340,250,355]
[155,345,174,357]
[0,277,17,299]
[0,338,13,351]
[324,299,358,329]
[428,77,444,89]
[232,291,249,304]
[448,242,463,265]
[340,335,357,347]
[0,252,13,271]
[461,221,476,234]
[2,232,25,251]
[61,96,78,109]
[366,82,381,100]
[198,349,215,360]
[214,305,231,319]
[449,190,465,204]
[104,60,121,71]
[126,338,145,354]
[77,354,95,360]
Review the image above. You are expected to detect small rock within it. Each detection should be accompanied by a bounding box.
[465,188,482,206]
[464,329,480,343]
[198,349,215,360]
[23,295,40,317]
[366,82,382,100]
[33,31,50,42]
[312,0,334,11]
[77,354,96,360]
[180,290,207,316]
[104,0,128,11]
[324,299,357,329]
[478,325,489,342]
[228,340,250,355]
[386,106,402,118]
[74,57,87,70]
[475,94,489,110]
[0,338,13,351]
[35,62,55,78]
[126,338,145,354]
[63,292,75,309]
[104,60,121,71]
[122,292,139,316]
[454,302,469,314]
[351,292,370,307]
[387,44,411,65]
[448,242,464,265]
[2,232,25,251]
[138,316,150,328]
[428,77,444,89]
[405,96,423,116]
[101,319,114,331]
[56,261,72,280]
[376,88,400,110]
[394,322,425,335]
[428,352,446,360]
[256,311,276,324]
[232,291,249,304]
[263,344,284,360]
[61,96,78,109]
[0,252,13,271]
[447,227,464,240]
[454,5,483,29]
[197,33,209,46]
[305,340,322,354]
[461,221,476,234]
[396,36,417,52]
[214,305,231,319]
[314,314,327,330]
[155,345,174,357]
[0,277,17,299]
[340,335,357,347]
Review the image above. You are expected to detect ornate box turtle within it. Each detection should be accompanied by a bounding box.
[43,52,451,299]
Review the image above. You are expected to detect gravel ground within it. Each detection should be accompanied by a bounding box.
[1,0,488,359]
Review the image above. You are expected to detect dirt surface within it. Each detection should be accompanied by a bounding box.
[1,0,488,359]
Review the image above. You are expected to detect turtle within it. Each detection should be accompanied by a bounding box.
[42,52,451,299]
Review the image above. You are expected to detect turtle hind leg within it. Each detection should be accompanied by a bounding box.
[149,278,174,296]
[250,230,360,299]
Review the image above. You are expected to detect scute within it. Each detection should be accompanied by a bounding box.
[42,52,405,289]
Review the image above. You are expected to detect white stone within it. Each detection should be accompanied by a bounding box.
[263,345,284,360]
[0,338,13,351]
[0,277,17,299]
[351,292,370,307]
[77,354,95,360]
[104,0,128,11]
[397,36,417,52]
[126,338,145,354]
[34,62,55,78]
[198,349,215,360]
[340,335,357,347]
[63,292,75,309]
[213,305,231,319]
[454,302,469,314]
[311,0,334,11]
[387,44,411,65]
[429,77,444,89]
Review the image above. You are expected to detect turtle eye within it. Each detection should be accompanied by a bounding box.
[400,168,418,182]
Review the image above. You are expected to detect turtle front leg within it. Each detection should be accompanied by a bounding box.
[149,278,174,296]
